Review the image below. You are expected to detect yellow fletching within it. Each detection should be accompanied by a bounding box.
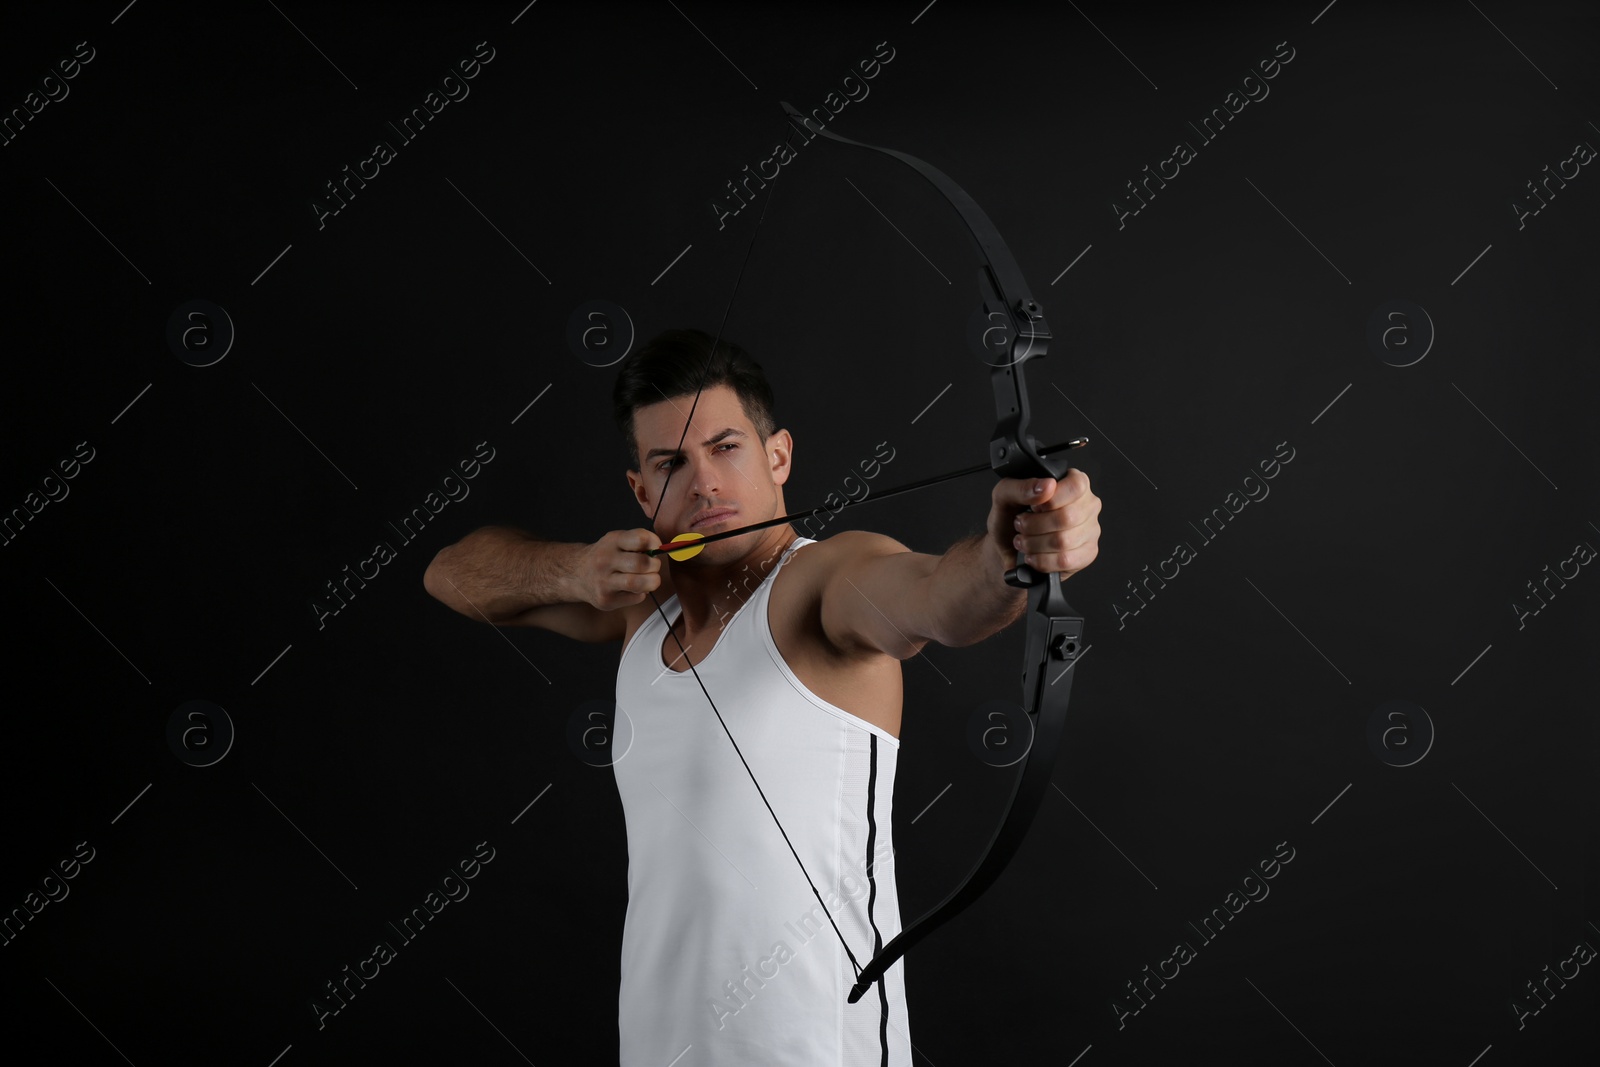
[663,531,706,561]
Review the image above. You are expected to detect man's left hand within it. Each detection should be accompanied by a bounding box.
[989,469,1102,579]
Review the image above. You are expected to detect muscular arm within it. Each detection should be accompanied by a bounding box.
[422,525,626,642]
[819,530,1024,658]
[819,471,1101,657]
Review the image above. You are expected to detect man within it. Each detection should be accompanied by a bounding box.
[423,329,1101,1065]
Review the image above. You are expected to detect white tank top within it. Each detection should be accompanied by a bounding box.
[613,537,911,1066]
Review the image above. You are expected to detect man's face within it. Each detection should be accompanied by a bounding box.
[626,384,791,560]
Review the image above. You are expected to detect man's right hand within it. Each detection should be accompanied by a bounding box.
[582,529,664,610]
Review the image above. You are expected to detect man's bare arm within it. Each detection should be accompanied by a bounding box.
[819,531,1022,658]
[820,471,1101,656]
[423,526,666,642]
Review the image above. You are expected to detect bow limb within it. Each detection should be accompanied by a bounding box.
[773,103,1089,1006]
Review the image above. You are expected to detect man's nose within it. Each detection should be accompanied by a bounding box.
[684,453,720,495]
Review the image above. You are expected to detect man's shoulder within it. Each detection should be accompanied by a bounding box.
[784,529,914,618]
[776,531,915,668]
[790,527,951,664]
[796,528,910,567]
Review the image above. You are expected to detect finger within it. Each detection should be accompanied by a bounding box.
[1017,492,1100,536]
[611,570,659,594]
[1016,505,1068,534]
[622,528,663,552]
[1015,533,1098,575]
[1015,524,1095,561]
[620,556,659,579]
[614,552,659,574]
[995,476,1057,508]
[1031,469,1088,512]
[612,528,655,553]
[1029,542,1098,575]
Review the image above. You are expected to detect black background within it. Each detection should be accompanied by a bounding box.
[1,1,1595,1064]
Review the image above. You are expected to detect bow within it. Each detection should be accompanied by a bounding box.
[641,101,1087,1009]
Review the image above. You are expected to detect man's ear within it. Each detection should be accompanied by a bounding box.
[625,468,651,512]
[767,428,794,486]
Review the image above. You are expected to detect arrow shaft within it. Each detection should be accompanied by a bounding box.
[649,438,1085,556]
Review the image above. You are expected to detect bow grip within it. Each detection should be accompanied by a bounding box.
[996,431,1080,588]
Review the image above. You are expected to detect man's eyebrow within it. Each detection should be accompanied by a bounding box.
[644,427,746,461]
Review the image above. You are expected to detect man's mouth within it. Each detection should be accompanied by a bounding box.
[690,508,737,529]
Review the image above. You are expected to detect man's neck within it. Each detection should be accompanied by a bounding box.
[666,526,800,632]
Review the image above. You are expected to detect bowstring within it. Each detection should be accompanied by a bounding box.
[642,125,864,978]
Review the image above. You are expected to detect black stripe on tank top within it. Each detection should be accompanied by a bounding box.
[865,734,888,1065]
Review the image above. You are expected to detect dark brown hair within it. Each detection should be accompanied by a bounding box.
[612,329,777,471]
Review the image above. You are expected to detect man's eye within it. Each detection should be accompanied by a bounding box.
[658,443,736,471]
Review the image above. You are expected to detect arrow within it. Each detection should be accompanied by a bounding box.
[649,437,1087,560]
